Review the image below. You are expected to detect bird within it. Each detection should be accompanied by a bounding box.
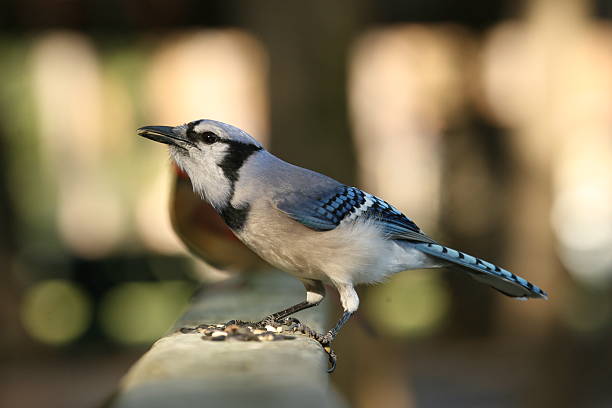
[138,119,548,364]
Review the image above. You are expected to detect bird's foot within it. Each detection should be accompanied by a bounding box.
[254,315,307,329]
[278,316,308,331]
[274,319,337,372]
[254,315,280,329]
[314,331,335,345]
[290,327,337,373]
[315,331,337,373]
[263,316,318,338]
[223,319,253,326]
[253,317,338,372]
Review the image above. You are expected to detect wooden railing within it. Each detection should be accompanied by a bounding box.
[106,272,346,408]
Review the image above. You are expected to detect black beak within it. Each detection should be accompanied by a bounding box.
[137,126,192,148]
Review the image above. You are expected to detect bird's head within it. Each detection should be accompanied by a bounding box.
[138,119,263,209]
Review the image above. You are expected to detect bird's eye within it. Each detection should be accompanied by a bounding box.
[201,131,219,144]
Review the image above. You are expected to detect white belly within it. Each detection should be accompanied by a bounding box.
[236,206,440,285]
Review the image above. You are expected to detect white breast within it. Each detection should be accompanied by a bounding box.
[236,202,440,286]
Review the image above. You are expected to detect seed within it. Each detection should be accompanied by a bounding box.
[224,324,240,333]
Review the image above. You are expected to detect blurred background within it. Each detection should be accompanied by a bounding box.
[1,0,612,407]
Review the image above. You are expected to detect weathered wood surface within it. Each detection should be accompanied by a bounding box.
[107,272,347,408]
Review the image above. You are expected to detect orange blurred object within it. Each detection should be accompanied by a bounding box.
[170,164,266,273]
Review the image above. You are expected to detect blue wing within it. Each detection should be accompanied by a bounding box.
[276,185,436,244]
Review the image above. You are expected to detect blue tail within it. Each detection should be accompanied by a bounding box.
[414,242,548,300]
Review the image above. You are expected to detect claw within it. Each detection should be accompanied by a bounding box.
[318,337,337,372]
[279,317,306,332]
[326,348,337,373]
[316,332,334,345]
[300,329,338,373]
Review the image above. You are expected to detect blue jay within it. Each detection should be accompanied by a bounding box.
[138,119,548,356]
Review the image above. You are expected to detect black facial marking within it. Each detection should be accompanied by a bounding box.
[215,140,262,219]
[220,203,251,231]
[215,141,261,229]
[219,141,262,184]
[186,121,198,142]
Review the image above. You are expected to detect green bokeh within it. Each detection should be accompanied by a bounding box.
[21,279,92,345]
[100,281,195,345]
[364,271,449,338]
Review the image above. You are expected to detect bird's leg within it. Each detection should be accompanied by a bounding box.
[294,311,354,372]
[317,281,358,344]
[307,281,358,372]
[315,311,354,345]
[256,301,317,327]
[256,279,325,328]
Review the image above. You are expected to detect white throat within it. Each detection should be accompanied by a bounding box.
[170,146,233,210]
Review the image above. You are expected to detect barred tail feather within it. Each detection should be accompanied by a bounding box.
[414,243,548,300]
